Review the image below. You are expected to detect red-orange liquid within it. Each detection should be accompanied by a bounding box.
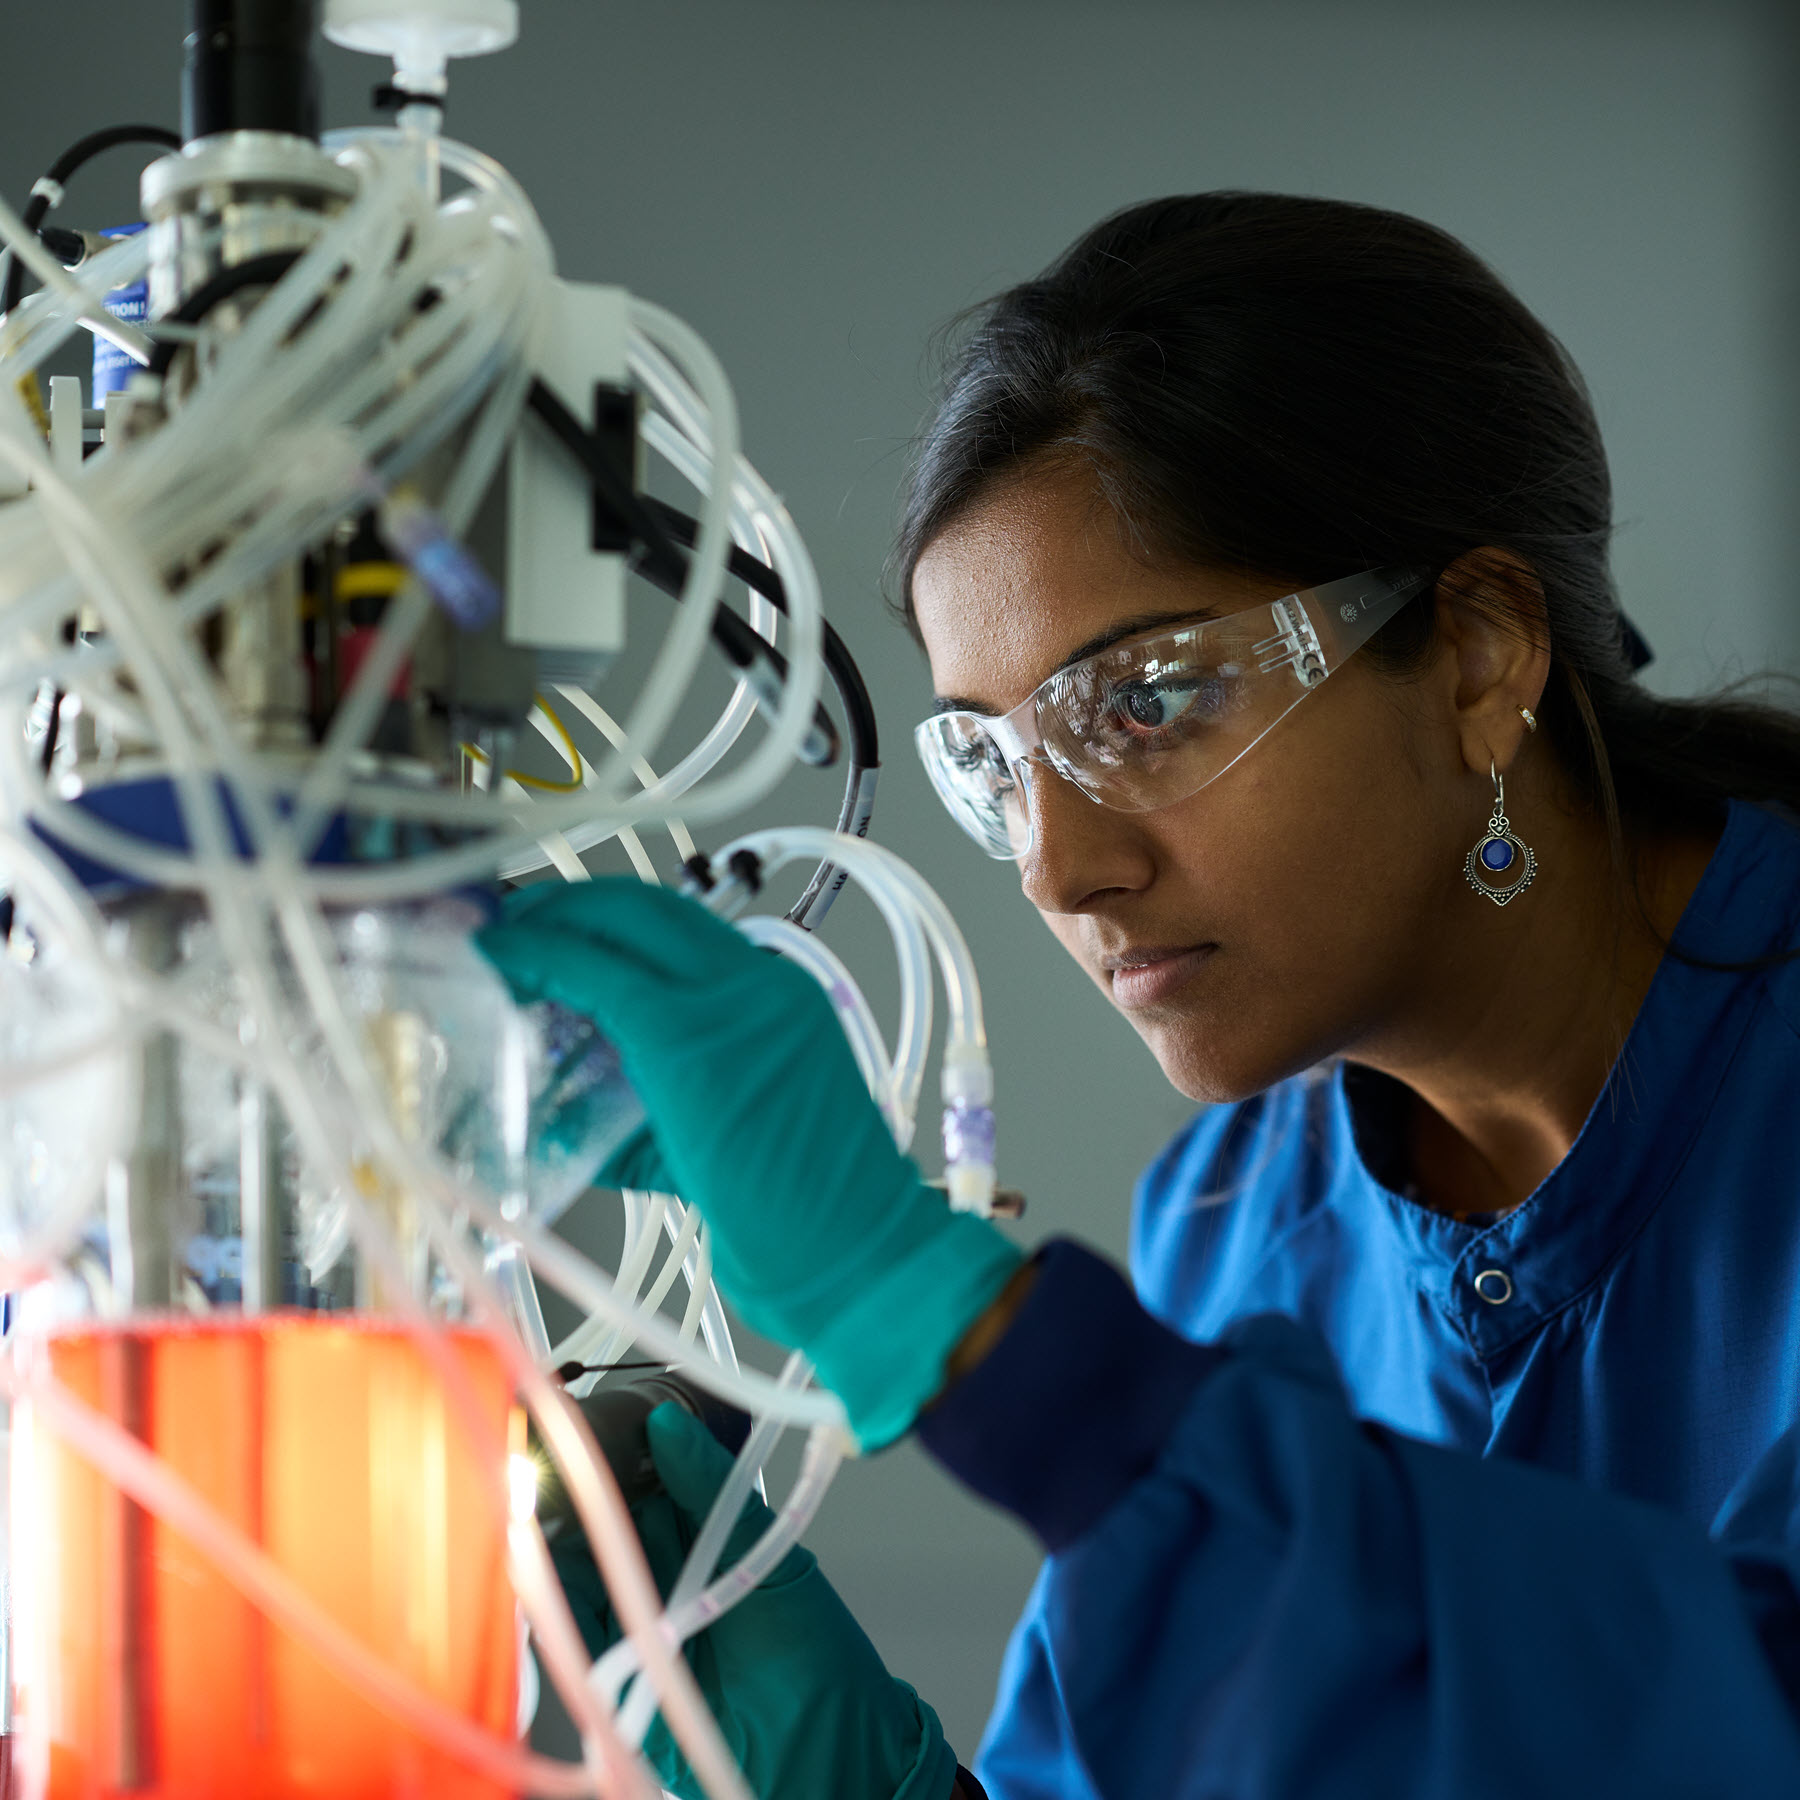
[9,1316,521,1800]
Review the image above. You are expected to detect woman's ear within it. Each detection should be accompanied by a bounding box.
[1431,547,1552,776]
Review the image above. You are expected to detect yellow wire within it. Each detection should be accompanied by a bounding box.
[531,694,587,789]
[459,694,588,793]
[15,374,49,438]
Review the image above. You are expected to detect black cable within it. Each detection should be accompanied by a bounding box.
[641,497,880,773]
[525,379,891,925]
[554,1359,669,1383]
[635,552,841,767]
[641,497,882,928]
[2,124,181,315]
[39,691,62,778]
[526,379,841,766]
[145,249,305,376]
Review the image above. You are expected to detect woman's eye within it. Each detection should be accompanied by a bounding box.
[1109,675,1221,737]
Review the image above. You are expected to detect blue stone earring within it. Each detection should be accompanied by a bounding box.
[1465,759,1537,906]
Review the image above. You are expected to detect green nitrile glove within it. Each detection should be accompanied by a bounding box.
[551,1401,959,1800]
[477,881,1022,1448]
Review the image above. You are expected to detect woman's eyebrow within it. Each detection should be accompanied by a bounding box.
[932,606,1226,716]
[1052,606,1224,672]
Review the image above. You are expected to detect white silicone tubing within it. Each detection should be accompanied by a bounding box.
[0,429,720,1799]
[0,117,933,1800]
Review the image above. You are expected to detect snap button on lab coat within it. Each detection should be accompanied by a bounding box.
[1473,1268,1513,1305]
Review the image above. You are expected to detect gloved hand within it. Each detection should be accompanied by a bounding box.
[477,881,1023,1448]
[553,1400,959,1800]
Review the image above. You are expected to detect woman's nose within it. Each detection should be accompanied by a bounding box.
[1016,760,1156,914]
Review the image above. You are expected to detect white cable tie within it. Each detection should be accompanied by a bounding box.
[30,177,65,208]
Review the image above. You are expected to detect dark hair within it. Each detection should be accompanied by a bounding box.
[894,192,1800,853]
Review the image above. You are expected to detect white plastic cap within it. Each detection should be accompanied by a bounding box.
[946,1163,997,1216]
[323,0,519,93]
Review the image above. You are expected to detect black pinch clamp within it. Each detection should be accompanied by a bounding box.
[725,849,764,896]
[372,83,447,115]
[676,848,764,915]
[677,848,762,896]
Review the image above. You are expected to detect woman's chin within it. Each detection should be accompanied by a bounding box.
[1132,1010,1321,1107]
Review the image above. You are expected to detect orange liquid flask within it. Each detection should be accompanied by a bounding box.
[8,1315,520,1800]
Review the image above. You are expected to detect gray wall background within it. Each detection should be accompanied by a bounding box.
[6,0,1798,1762]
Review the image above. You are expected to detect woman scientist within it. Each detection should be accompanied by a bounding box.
[479,193,1800,1798]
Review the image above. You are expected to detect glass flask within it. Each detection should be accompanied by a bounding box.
[9,1318,521,1800]
[0,882,638,1800]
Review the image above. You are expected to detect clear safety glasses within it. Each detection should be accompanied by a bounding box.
[915,566,1433,858]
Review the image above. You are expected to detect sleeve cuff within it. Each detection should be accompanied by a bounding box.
[915,1238,1223,1552]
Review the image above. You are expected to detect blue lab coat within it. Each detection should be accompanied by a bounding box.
[917,798,1800,1797]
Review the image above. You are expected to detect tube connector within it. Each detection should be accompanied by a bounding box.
[941,1041,996,1214]
[377,490,500,630]
[941,1041,993,1108]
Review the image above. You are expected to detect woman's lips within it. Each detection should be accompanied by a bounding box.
[1104,944,1217,1008]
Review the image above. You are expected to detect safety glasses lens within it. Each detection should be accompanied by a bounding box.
[915,716,1027,858]
[915,570,1428,854]
[1035,636,1254,805]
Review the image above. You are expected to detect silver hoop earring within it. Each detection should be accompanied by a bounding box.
[1465,760,1537,906]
